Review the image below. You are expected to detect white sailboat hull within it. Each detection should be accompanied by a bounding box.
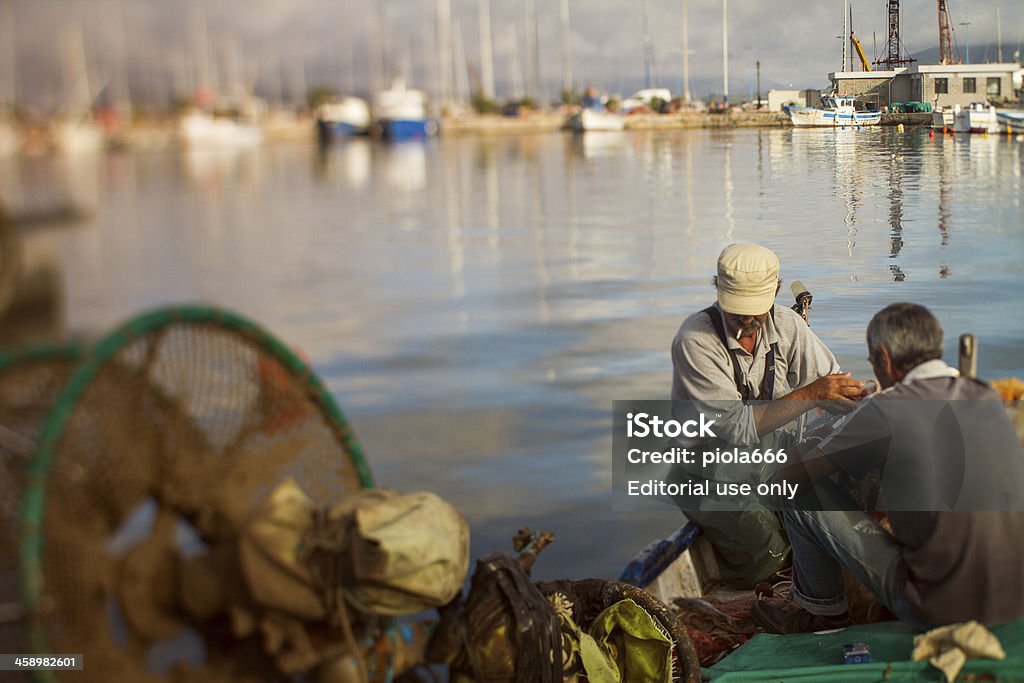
[565,108,626,132]
[179,112,263,149]
[52,121,104,155]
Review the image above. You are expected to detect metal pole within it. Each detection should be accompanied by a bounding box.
[843,0,849,72]
[959,334,977,378]
[755,59,760,109]
[996,7,1003,63]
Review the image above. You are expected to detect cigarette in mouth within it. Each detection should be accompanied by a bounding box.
[735,326,744,340]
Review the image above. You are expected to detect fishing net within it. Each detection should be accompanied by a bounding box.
[18,306,373,682]
[0,344,83,683]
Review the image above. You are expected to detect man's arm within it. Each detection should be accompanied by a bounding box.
[751,306,865,436]
[752,373,866,436]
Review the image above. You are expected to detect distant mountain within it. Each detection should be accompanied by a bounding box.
[909,42,1022,66]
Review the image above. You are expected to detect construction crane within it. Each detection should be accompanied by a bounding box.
[937,0,959,64]
[851,31,872,71]
[875,0,915,69]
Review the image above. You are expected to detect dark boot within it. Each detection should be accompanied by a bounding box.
[751,599,851,634]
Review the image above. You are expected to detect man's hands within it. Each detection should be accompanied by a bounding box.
[801,373,867,411]
[753,373,866,437]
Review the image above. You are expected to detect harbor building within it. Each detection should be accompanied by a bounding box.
[766,89,822,112]
[831,63,1022,110]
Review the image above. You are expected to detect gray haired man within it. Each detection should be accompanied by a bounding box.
[752,303,1024,632]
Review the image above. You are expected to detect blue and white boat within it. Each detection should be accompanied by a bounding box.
[996,109,1024,134]
[372,79,438,142]
[315,97,371,137]
[785,94,881,128]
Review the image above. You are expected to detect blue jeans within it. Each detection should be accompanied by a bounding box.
[783,508,926,629]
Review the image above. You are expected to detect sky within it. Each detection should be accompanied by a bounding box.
[2,0,1021,111]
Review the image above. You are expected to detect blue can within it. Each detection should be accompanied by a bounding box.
[842,642,871,664]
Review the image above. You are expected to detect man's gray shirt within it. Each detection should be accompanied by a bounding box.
[671,303,841,445]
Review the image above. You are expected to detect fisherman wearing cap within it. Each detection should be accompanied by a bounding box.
[670,243,864,587]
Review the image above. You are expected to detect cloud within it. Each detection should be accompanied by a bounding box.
[5,0,1021,111]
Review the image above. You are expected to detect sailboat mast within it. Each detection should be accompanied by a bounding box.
[437,0,452,106]
[525,0,539,101]
[682,0,691,104]
[453,19,470,104]
[642,0,653,89]
[508,24,524,101]
[478,0,495,100]
[560,0,572,97]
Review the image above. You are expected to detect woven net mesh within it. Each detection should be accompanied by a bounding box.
[0,349,81,683]
[27,316,367,682]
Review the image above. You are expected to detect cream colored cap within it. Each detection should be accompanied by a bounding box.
[716,243,780,315]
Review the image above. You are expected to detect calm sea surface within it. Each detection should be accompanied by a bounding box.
[3,127,1023,580]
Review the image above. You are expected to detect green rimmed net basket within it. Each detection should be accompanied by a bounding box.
[17,306,373,682]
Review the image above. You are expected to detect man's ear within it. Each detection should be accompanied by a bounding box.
[878,345,898,378]
[775,280,781,295]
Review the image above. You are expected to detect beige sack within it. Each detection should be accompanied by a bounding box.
[332,489,470,615]
[239,480,469,619]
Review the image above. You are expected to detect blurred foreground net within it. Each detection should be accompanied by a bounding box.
[17,306,373,682]
[0,344,84,683]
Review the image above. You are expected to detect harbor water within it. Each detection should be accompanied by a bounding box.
[2,126,1022,580]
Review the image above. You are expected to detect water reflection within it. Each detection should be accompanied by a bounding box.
[7,128,1021,579]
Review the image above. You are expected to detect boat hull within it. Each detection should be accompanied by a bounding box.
[52,121,104,155]
[380,118,438,141]
[329,121,368,137]
[931,109,954,129]
[996,110,1024,133]
[317,98,371,137]
[786,105,881,128]
[953,105,1000,134]
[565,108,626,132]
[179,112,263,149]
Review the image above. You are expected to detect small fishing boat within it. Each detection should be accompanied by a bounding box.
[315,96,371,138]
[996,109,1024,134]
[373,79,438,142]
[931,108,954,130]
[785,94,881,128]
[179,109,263,149]
[51,118,104,155]
[564,107,626,132]
[953,102,1000,134]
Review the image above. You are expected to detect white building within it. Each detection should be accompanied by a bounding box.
[830,62,1020,110]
